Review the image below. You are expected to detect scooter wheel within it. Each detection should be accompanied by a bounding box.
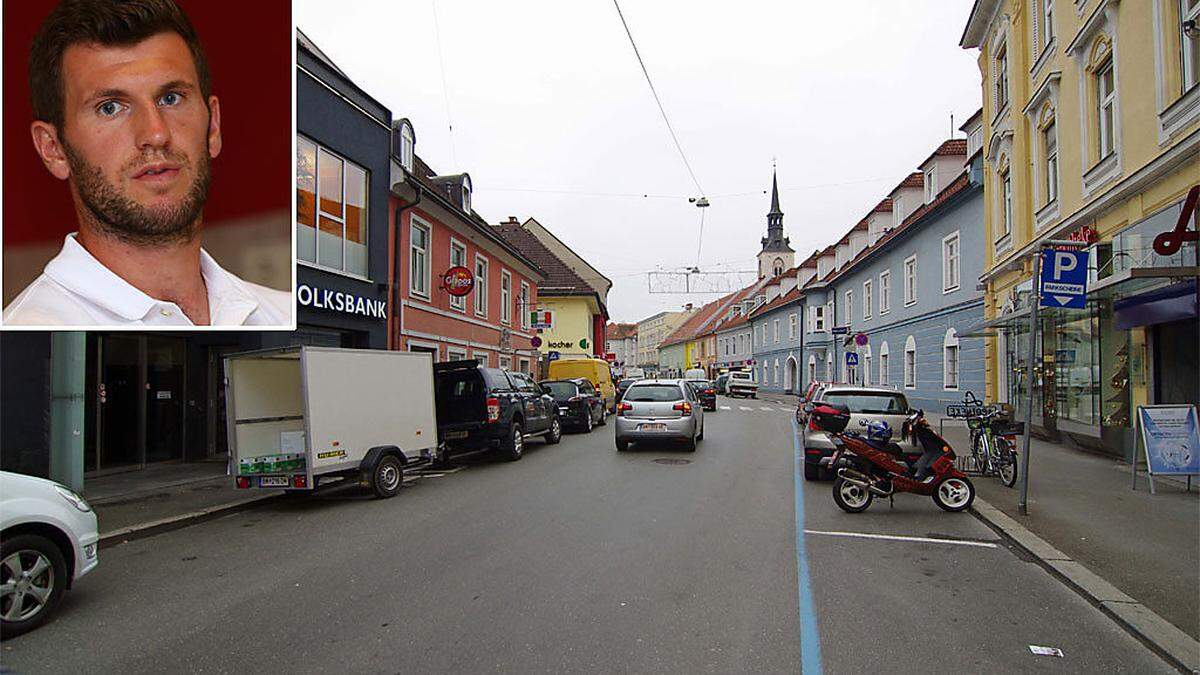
[933,476,975,512]
[832,477,873,513]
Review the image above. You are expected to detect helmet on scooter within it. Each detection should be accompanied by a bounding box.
[862,419,893,443]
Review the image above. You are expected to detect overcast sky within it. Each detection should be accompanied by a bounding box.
[296,0,983,323]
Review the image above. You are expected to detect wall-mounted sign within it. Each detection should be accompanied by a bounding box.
[297,284,386,320]
[1067,224,1099,244]
[530,310,554,330]
[1153,184,1198,256]
[442,266,475,297]
[547,351,561,361]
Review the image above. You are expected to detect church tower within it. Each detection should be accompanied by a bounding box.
[757,170,794,279]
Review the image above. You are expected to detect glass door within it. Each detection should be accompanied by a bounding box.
[145,337,185,463]
[98,335,142,470]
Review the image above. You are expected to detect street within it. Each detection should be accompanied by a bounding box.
[3,398,1174,673]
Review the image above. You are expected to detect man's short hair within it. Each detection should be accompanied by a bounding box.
[29,0,212,130]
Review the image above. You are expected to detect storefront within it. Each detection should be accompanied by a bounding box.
[978,200,1198,459]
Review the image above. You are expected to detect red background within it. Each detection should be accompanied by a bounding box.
[2,0,291,246]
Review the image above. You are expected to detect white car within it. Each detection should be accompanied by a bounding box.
[1,471,99,636]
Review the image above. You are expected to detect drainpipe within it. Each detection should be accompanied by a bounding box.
[49,332,85,492]
[391,181,422,350]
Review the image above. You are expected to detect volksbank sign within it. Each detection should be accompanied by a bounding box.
[296,284,386,320]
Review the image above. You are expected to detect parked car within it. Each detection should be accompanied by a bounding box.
[547,357,617,412]
[616,378,639,402]
[686,379,717,411]
[435,361,561,462]
[541,378,607,432]
[727,370,758,398]
[683,367,707,380]
[615,380,705,452]
[1,471,99,636]
[800,385,914,481]
[714,373,730,395]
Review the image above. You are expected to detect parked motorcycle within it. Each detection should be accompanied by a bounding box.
[808,402,975,513]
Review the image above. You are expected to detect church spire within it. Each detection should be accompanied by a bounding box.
[769,169,782,216]
[760,168,792,254]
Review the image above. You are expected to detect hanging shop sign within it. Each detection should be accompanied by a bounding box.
[1038,249,1090,309]
[1153,184,1199,256]
[1067,224,1099,244]
[530,310,554,330]
[442,266,475,297]
[297,284,386,320]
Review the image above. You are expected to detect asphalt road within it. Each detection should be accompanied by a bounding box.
[3,397,1174,673]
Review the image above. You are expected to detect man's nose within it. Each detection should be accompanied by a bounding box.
[133,103,172,150]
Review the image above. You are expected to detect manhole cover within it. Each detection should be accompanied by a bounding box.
[653,458,692,466]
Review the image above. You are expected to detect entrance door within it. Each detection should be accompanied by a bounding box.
[145,337,185,463]
[98,335,141,470]
[94,334,187,471]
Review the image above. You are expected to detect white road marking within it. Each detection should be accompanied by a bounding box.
[759,407,774,411]
[720,406,731,410]
[802,529,998,549]
[739,406,753,411]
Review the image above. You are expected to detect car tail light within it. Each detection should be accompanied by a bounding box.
[704,389,714,395]
[808,417,819,431]
[236,476,250,489]
[618,402,632,415]
[486,397,500,423]
[673,401,692,415]
[292,474,307,489]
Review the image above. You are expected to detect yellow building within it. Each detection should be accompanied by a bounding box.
[961,0,1199,457]
[536,295,605,358]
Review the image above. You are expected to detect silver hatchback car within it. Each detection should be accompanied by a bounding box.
[614,380,705,451]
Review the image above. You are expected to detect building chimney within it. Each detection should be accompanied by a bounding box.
[505,216,520,225]
[684,303,694,311]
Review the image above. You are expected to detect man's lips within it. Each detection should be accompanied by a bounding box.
[132,163,182,181]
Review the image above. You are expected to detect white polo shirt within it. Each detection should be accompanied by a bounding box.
[2,234,293,327]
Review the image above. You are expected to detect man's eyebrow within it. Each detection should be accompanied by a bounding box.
[84,80,198,105]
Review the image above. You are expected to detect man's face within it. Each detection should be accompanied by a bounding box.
[38,31,221,244]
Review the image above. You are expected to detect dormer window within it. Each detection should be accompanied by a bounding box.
[924,166,937,203]
[461,174,473,213]
[893,195,904,227]
[397,120,415,173]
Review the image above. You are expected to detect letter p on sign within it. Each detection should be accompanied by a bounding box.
[1053,251,1078,280]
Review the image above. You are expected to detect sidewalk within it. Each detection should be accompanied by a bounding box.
[932,415,1199,650]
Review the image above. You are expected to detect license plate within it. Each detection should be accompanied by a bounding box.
[445,431,469,440]
[259,476,288,487]
[639,423,667,431]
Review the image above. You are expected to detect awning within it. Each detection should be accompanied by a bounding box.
[957,308,1032,337]
[1113,278,1197,329]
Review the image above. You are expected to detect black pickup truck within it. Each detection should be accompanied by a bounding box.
[433,360,562,461]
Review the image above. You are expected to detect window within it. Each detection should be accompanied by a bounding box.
[773,258,784,276]
[1043,0,1056,48]
[826,353,833,382]
[297,136,368,276]
[519,282,531,329]
[863,280,873,319]
[398,121,415,173]
[904,336,916,389]
[462,175,473,213]
[500,270,512,324]
[518,357,530,374]
[813,305,826,332]
[879,271,891,314]
[943,232,960,292]
[1185,0,1200,92]
[903,256,917,306]
[808,356,816,384]
[924,166,938,203]
[773,318,780,343]
[1097,58,1116,159]
[1000,168,1013,240]
[474,352,489,367]
[449,239,467,310]
[863,348,872,386]
[409,220,430,298]
[943,328,960,390]
[474,255,489,317]
[447,347,468,361]
[774,360,780,385]
[789,313,798,340]
[844,290,853,326]
[995,44,1009,110]
[879,341,890,386]
[498,355,512,370]
[1044,121,1059,205]
[893,195,904,228]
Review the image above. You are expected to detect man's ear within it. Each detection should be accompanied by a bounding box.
[206,95,222,159]
[30,121,72,180]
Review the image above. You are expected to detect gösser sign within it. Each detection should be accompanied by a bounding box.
[297,284,387,320]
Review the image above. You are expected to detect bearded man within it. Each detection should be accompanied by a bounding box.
[4,0,291,326]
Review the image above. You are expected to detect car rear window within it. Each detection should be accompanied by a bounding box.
[687,380,711,388]
[821,392,908,414]
[619,379,637,387]
[541,381,577,399]
[625,385,684,402]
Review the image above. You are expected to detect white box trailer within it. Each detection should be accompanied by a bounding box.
[224,346,438,498]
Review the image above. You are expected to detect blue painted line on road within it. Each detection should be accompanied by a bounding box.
[791,416,823,675]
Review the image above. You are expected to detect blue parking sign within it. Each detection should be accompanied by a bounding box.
[1039,249,1089,309]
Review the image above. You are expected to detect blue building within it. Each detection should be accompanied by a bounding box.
[799,137,987,413]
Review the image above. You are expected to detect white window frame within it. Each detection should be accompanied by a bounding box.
[498,355,513,370]
[409,218,431,299]
[447,347,468,361]
[449,238,467,311]
[789,313,798,340]
[942,232,960,293]
[500,270,513,325]
[943,328,960,390]
[879,270,891,314]
[399,122,415,173]
[1097,58,1117,159]
[519,281,531,329]
[813,305,826,332]
[474,254,489,318]
[903,256,917,307]
[773,318,780,343]
[863,280,873,320]
[924,166,938,203]
[1044,120,1059,206]
[995,44,1010,111]
[462,175,473,213]
[1044,0,1056,50]
[904,336,917,390]
[1000,169,1013,240]
[879,341,890,386]
[473,351,489,367]
[893,195,904,228]
[844,290,853,327]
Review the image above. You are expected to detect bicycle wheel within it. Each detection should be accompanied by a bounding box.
[970,430,989,475]
[995,437,1018,488]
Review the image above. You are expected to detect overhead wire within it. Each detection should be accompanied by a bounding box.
[430,0,458,167]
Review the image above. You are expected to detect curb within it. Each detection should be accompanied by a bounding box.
[970,497,1199,673]
[98,492,282,548]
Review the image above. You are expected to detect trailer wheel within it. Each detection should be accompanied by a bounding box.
[370,454,403,498]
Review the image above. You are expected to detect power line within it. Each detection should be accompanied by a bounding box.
[611,0,704,196]
[430,0,458,167]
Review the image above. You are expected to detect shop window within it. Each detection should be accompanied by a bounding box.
[449,240,467,311]
[500,270,512,325]
[296,136,368,277]
[474,256,489,317]
[943,328,960,390]
[410,220,430,298]
[879,270,891,314]
[904,336,916,389]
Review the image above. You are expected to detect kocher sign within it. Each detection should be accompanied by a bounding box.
[297,284,386,320]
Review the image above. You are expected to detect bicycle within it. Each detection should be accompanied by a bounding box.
[960,393,1020,488]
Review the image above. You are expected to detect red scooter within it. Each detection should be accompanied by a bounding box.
[808,403,975,513]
